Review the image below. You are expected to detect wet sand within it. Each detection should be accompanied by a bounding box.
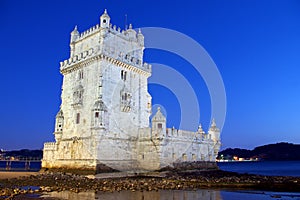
[0,171,39,179]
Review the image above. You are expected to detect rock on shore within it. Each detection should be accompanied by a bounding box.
[0,170,300,199]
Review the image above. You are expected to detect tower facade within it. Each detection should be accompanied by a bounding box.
[42,10,221,174]
[42,10,151,173]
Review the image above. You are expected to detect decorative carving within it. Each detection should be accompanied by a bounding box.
[92,99,107,128]
[72,84,84,107]
[120,87,132,112]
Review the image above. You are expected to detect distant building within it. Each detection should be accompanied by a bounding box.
[42,10,221,173]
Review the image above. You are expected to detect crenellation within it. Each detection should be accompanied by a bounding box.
[44,142,56,150]
[73,21,142,46]
[75,25,100,42]
[60,48,151,75]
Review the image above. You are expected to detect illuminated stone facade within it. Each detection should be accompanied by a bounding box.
[42,10,221,173]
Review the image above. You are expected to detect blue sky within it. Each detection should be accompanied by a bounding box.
[0,0,300,150]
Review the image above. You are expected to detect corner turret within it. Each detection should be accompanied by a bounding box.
[151,107,166,137]
[126,24,137,40]
[70,26,79,43]
[100,9,110,29]
[137,28,144,47]
[208,118,220,143]
[208,118,221,158]
[197,123,206,139]
[54,109,64,141]
[70,26,79,57]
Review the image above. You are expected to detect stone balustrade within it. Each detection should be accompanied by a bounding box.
[44,142,56,150]
[60,49,151,74]
[165,128,212,142]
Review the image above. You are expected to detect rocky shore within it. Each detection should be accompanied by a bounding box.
[0,170,300,199]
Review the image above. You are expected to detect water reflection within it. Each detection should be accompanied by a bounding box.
[42,190,223,200]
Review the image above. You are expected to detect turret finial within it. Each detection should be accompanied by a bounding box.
[209,118,219,132]
[72,25,78,33]
[101,9,110,18]
[70,25,79,44]
[211,118,216,127]
[197,123,205,135]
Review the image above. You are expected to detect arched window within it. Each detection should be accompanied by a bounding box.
[76,113,80,124]
[157,123,162,129]
[92,100,107,128]
[192,154,196,161]
[73,85,84,106]
[120,91,131,112]
[78,70,84,80]
[182,153,187,161]
[121,70,127,81]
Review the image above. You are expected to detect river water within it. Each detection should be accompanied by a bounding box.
[218,161,300,177]
[41,189,300,200]
[0,161,41,171]
[2,161,300,176]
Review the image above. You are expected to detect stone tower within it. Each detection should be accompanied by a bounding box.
[42,10,152,173]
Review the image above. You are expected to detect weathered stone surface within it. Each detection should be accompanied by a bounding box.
[164,161,219,171]
[42,10,221,173]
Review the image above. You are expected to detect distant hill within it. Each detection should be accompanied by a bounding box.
[218,142,300,161]
[2,149,42,160]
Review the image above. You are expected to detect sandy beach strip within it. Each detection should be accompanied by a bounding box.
[0,171,39,179]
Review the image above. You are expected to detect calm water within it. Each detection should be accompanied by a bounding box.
[217,161,300,177]
[2,160,300,176]
[0,161,41,171]
[41,190,300,200]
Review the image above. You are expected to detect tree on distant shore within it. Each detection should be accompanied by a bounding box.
[218,142,300,161]
[3,149,43,160]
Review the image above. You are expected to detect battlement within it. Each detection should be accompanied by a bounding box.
[63,10,148,75]
[78,24,100,40]
[72,23,143,45]
[165,128,211,141]
[60,48,94,69]
[60,48,151,74]
[44,142,56,150]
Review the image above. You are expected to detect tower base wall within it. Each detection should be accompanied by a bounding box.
[41,159,120,175]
